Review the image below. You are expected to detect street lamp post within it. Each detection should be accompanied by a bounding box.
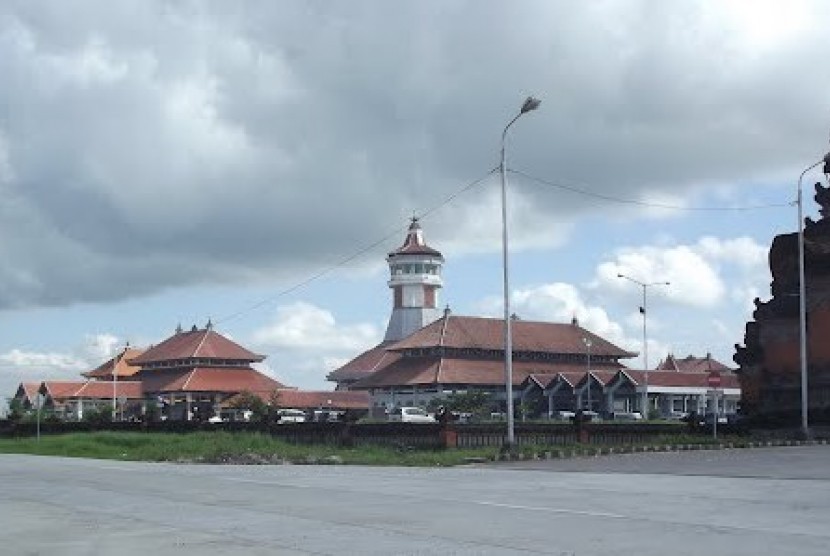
[617,274,669,419]
[796,152,830,439]
[501,96,541,448]
[583,337,592,411]
[111,342,128,422]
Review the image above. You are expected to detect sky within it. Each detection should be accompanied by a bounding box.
[2,0,830,405]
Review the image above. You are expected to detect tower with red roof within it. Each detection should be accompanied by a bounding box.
[383,217,444,342]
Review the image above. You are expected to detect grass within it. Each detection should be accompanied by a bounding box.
[0,431,500,466]
[0,431,758,466]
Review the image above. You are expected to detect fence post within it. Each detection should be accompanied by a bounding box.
[439,423,457,449]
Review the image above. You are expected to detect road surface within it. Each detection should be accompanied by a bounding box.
[2,445,829,555]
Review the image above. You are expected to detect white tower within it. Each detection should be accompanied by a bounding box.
[383,218,444,342]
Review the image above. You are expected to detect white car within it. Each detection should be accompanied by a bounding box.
[388,406,436,423]
[551,410,576,421]
[277,409,306,424]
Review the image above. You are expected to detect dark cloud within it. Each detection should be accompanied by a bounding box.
[1,0,829,309]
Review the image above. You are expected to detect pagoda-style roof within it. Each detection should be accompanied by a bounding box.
[388,218,443,258]
[130,326,264,366]
[655,354,733,373]
[137,367,282,394]
[83,347,145,380]
[387,315,635,358]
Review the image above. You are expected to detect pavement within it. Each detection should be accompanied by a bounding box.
[2,445,830,555]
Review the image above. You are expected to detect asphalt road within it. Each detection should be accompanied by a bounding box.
[2,446,829,555]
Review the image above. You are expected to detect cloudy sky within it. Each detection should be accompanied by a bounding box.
[2,0,830,402]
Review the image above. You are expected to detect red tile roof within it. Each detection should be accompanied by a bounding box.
[326,343,401,383]
[39,381,142,400]
[388,218,443,258]
[74,381,142,399]
[388,315,635,358]
[83,347,145,379]
[15,382,41,403]
[40,381,87,398]
[138,367,283,394]
[655,354,734,373]
[129,327,264,365]
[353,355,624,389]
[275,390,370,410]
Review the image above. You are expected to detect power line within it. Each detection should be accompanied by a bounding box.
[216,168,497,325]
[509,168,792,211]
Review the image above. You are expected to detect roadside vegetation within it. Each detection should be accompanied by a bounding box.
[0,430,756,466]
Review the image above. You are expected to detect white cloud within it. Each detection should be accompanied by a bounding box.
[0,349,86,372]
[252,301,380,351]
[598,245,723,308]
[1,1,829,310]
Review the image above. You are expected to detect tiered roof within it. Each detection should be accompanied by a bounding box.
[130,326,264,365]
[349,315,632,389]
[388,218,443,258]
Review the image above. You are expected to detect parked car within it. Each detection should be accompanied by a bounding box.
[276,408,306,424]
[551,410,576,421]
[388,406,436,423]
[610,411,643,421]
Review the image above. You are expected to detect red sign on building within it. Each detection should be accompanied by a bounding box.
[707,371,722,389]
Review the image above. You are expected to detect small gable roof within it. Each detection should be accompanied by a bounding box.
[83,347,145,379]
[15,382,41,403]
[327,343,401,383]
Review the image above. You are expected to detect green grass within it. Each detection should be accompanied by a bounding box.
[0,431,500,466]
[0,431,752,466]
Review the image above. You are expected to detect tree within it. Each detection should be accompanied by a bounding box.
[427,391,495,421]
[82,404,113,425]
[230,391,268,422]
[7,398,25,422]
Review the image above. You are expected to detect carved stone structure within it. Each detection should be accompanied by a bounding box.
[735,181,830,420]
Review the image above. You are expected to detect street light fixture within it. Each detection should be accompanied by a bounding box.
[617,274,669,419]
[796,151,830,438]
[501,96,541,447]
